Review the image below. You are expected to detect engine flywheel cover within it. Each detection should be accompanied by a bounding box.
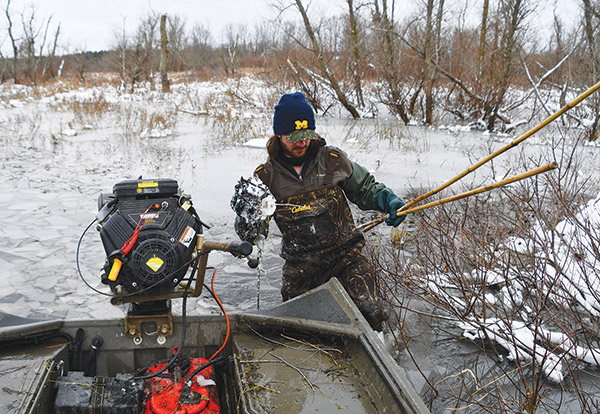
[145,255,165,273]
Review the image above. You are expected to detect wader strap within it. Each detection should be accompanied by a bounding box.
[323,147,341,185]
[254,164,270,185]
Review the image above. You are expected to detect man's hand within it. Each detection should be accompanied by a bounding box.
[376,188,407,227]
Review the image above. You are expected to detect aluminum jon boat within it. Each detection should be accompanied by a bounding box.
[0,277,429,413]
[1,177,429,413]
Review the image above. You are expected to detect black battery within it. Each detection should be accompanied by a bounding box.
[54,371,142,414]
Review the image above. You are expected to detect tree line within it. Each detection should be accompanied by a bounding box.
[2,0,600,136]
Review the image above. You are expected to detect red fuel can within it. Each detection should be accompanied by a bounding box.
[144,357,221,414]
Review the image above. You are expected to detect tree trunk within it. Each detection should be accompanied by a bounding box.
[582,0,599,77]
[347,0,364,107]
[47,24,61,80]
[487,0,527,131]
[477,0,489,81]
[295,0,360,119]
[160,14,171,93]
[423,0,445,125]
[5,0,18,83]
[424,0,434,125]
[581,0,600,140]
[375,0,410,123]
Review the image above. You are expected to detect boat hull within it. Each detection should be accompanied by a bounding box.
[0,278,429,413]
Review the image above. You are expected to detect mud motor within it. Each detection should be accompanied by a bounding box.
[97,178,202,296]
[63,178,254,414]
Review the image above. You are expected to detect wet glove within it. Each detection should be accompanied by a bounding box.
[376,188,407,227]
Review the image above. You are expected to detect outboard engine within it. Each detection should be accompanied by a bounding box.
[97,178,202,295]
[59,179,254,414]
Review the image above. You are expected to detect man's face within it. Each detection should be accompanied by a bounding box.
[280,135,310,158]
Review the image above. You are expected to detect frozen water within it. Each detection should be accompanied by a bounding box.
[2,94,592,319]
[1,79,600,403]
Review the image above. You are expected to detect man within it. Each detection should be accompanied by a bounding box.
[237,92,407,331]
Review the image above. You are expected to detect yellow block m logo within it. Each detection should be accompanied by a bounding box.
[295,120,308,130]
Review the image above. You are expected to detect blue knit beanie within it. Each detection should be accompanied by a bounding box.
[273,92,319,142]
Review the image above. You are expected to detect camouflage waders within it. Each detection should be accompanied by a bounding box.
[274,185,388,330]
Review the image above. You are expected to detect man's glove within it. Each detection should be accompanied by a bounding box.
[376,188,407,227]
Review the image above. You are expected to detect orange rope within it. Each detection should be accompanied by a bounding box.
[207,267,230,362]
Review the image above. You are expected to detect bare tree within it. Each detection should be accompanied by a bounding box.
[220,23,245,75]
[110,13,159,91]
[4,0,19,83]
[71,49,90,84]
[484,0,532,130]
[478,0,490,81]
[42,23,61,80]
[2,1,61,84]
[160,14,170,92]
[111,16,129,85]
[582,0,600,77]
[21,4,50,83]
[298,0,359,118]
[276,0,360,118]
[372,139,600,412]
[422,0,445,125]
[581,0,600,140]
[135,13,159,87]
[251,21,277,57]
[346,0,365,107]
[166,14,187,71]
[370,0,411,123]
[185,22,214,72]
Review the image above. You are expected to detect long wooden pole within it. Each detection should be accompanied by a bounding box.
[358,79,600,232]
[359,162,558,232]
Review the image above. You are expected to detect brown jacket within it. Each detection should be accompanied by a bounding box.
[255,142,386,258]
[255,142,386,210]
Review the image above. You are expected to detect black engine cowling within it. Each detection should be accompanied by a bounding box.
[97,179,202,295]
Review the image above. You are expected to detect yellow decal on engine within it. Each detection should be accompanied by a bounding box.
[291,204,311,214]
[146,256,164,272]
[138,181,159,188]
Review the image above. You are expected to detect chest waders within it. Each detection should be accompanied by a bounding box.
[274,185,363,258]
[256,150,388,330]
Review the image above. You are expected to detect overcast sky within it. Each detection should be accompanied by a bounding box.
[5,0,278,53]
[0,0,582,54]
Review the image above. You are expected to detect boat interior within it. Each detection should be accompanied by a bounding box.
[0,278,429,413]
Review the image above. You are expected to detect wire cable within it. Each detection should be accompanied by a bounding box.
[76,218,114,297]
[183,355,227,387]
[132,255,200,381]
[119,203,165,256]
[182,266,230,384]
[205,266,230,362]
